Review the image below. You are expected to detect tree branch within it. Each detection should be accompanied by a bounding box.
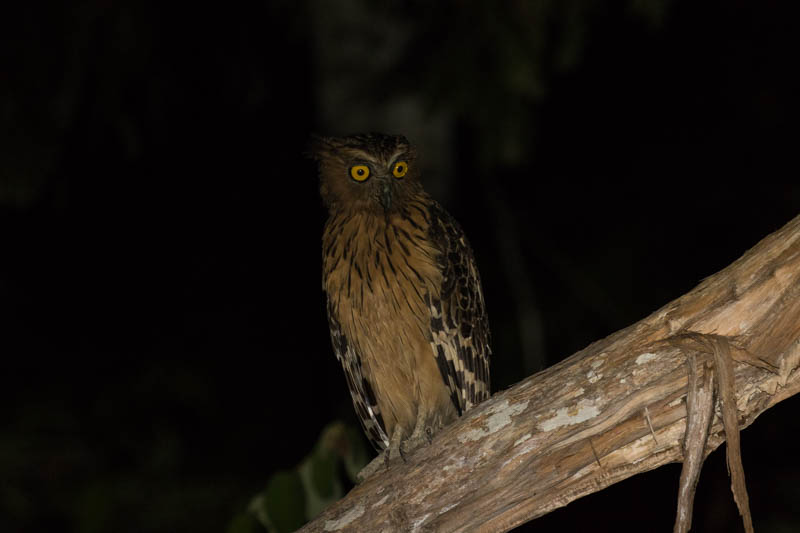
[299,215,800,533]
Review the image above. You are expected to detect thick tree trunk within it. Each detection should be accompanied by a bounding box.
[299,215,800,533]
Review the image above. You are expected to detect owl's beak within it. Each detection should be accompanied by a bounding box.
[380,181,393,212]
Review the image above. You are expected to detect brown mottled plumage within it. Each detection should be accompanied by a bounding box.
[310,133,491,469]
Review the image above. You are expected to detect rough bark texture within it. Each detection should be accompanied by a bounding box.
[299,215,800,533]
[673,353,714,533]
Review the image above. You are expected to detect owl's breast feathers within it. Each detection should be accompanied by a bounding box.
[323,194,491,451]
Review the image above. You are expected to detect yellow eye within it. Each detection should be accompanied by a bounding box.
[350,165,370,182]
[393,161,408,178]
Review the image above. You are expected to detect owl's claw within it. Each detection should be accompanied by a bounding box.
[387,425,406,463]
[356,450,388,483]
[357,422,425,482]
[404,407,434,452]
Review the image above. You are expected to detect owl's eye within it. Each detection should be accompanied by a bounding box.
[350,165,370,182]
[393,161,408,178]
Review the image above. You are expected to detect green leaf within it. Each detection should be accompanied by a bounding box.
[225,510,263,533]
[246,422,372,530]
[256,470,306,533]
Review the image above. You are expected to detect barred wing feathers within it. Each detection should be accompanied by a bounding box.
[427,202,491,415]
[326,303,391,451]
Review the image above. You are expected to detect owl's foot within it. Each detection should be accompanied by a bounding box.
[387,425,407,462]
[400,407,436,456]
[356,452,386,482]
[355,426,405,483]
[355,414,437,482]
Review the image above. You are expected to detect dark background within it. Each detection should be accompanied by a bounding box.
[2,1,799,532]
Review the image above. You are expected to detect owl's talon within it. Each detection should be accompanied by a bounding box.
[356,450,390,483]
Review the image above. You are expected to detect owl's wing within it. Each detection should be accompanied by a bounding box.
[327,302,391,451]
[427,202,492,415]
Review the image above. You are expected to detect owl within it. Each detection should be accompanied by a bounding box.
[310,132,491,472]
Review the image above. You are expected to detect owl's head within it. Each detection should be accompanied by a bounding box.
[309,133,422,215]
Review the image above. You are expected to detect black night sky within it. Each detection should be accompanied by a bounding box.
[2,2,799,532]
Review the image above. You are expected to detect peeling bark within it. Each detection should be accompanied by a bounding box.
[674,354,713,533]
[299,215,800,533]
[712,337,754,533]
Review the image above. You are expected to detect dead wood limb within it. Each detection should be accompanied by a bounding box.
[668,333,755,532]
[674,354,713,533]
[299,215,800,533]
[712,337,754,533]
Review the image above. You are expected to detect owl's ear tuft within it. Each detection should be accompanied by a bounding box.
[306,134,333,161]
